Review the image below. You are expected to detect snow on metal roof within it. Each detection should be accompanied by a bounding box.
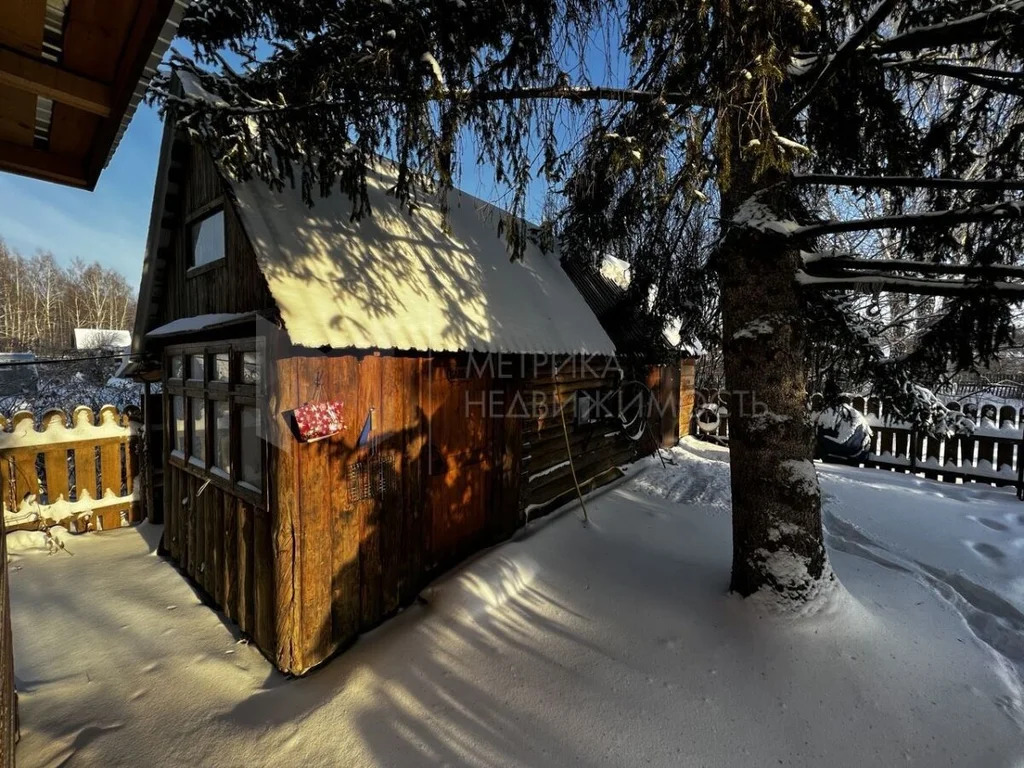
[147,313,258,338]
[226,165,617,355]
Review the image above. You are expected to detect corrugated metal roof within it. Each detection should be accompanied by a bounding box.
[225,160,617,356]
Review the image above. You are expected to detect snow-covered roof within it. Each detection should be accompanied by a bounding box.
[225,164,616,355]
[147,313,260,339]
[73,329,132,350]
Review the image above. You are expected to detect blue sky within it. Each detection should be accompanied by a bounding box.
[0,104,165,291]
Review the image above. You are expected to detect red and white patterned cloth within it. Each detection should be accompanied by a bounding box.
[293,401,345,442]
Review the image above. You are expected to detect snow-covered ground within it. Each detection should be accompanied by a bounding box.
[6,439,1024,767]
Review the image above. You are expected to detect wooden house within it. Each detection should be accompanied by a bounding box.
[126,74,696,675]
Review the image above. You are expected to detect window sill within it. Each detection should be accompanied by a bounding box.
[186,260,225,279]
[169,456,266,508]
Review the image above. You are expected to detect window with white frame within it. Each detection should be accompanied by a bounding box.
[165,339,266,500]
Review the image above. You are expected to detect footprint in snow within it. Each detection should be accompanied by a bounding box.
[974,517,1009,532]
[969,541,1007,562]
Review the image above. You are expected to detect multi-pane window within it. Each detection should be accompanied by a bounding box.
[166,339,265,501]
[213,400,231,473]
[189,209,225,268]
[172,395,185,454]
[190,397,206,462]
[239,407,262,489]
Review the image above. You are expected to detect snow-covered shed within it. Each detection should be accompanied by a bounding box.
[127,75,693,674]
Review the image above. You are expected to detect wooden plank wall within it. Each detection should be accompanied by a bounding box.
[163,464,272,653]
[152,143,277,331]
[163,350,690,675]
[520,357,641,516]
[679,359,697,438]
[647,363,682,448]
[268,351,522,674]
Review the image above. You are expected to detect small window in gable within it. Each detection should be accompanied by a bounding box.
[189,209,225,268]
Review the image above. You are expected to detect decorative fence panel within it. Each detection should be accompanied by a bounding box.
[848,396,1024,491]
[0,405,143,533]
[692,389,1024,496]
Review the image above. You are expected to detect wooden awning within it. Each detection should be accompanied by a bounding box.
[0,0,188,189]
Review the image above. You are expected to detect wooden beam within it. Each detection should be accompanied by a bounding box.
[0,139,87,187]
[84,0,177,187]
[0,45,112,116]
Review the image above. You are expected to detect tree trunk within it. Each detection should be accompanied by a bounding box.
[717,198,831,600]
[716,0,832,602]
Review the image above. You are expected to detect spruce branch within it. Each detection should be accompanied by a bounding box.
[795,200,1024,238]
[785,0,899,121]
[873,1,1024,53]
[792,174,1024,192]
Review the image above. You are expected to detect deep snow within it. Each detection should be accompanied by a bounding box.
[6,439,1024,767]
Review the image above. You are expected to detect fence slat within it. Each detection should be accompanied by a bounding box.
[1,404,141,532]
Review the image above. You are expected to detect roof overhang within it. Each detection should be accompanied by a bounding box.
[0,0,189,189]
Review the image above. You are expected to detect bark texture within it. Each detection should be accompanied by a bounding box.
[716,0,831,600]
[718,211,830,598]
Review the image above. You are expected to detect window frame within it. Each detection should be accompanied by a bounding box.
[165,337,267,507]
[185,200,226,276]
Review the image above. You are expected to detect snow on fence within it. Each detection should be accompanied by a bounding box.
[0,405,143,534]
[693,390,1024,496]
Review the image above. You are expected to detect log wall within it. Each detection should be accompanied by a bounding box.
[520,357,642,515]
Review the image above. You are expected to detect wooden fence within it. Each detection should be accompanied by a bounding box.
[693,390,1024,495]
[0,405,143,533]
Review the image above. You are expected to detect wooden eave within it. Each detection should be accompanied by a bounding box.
[0,0,187,189]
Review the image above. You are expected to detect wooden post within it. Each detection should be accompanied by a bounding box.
[678,358,696,439]
[0,492,14,768]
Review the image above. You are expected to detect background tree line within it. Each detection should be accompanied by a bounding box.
[0,238,137,356]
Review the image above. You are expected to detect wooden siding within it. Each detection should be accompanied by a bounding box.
[163,463,275,653]
[151,143,276,330]
[269,350,524,674]
[156,349,696,675]
[679,359,697,438]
